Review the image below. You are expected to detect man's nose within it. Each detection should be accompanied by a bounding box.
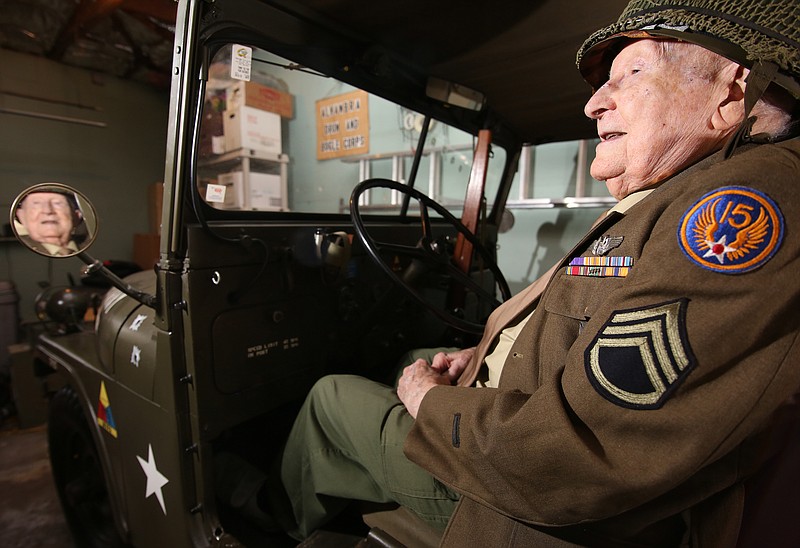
[584,85,614,120]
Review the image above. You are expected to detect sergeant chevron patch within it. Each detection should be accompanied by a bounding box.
[585,299,695,410]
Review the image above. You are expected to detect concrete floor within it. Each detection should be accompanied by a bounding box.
[0,420,75,548]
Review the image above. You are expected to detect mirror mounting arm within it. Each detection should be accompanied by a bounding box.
[79,252,159,310]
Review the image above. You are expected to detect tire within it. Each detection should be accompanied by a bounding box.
[48,386,129,548]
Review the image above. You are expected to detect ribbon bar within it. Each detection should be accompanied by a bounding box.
[569,256,634,267]
[565,265,631,277]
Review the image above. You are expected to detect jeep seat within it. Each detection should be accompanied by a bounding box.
[362,505,442,548]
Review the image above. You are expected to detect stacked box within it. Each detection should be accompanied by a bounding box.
[223,107,282,154]
[218,171,282,211]
[225,81,293,118]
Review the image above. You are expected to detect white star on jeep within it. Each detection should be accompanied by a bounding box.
[130,345,141,367]
[137,444,169,515]
[130,314,148,331]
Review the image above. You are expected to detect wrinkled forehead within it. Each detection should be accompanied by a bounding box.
[605,37,725,80]
[607,38,663,68]
[20,192,74,209]
[23,192,69,203]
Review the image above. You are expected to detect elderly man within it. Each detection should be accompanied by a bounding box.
[217,0,799,545]
[14,189,83,256]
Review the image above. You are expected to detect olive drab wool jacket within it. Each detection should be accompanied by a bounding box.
[405,138,800,547]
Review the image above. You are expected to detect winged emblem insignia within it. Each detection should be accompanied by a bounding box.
[591,235,624,256]
[678,187,783,274]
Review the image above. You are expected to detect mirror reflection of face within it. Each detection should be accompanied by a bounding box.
[16,192,80,248]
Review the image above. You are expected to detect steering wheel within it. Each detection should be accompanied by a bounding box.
[350,178,511,334]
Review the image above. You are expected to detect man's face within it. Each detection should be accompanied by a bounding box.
[16,192,77,246]
[584,40,736,199]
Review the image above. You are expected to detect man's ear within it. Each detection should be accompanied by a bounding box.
[712,63,748,132]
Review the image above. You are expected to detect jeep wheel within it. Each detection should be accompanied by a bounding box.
[48,386,128,548]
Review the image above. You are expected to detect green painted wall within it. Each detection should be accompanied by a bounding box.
[0,49,169,323]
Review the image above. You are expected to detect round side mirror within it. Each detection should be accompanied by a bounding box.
[10,183,98,258]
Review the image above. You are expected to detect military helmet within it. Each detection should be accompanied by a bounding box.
[20,186,80,211]
[577,0,800,98]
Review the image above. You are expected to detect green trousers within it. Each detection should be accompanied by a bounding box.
[277,348,461,539]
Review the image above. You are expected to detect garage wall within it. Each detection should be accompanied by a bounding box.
[0,49,169,323]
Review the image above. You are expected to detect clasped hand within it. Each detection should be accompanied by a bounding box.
[397,347,475,419]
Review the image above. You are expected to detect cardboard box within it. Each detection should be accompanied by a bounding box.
[199,106,224,156]
[217,171,283,211]
[226,81,293,118]
[223,106,282,154]
[199,89,227,156]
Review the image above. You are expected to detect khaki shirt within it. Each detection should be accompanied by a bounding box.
[37,239,79,256]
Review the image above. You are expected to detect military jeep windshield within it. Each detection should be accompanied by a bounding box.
[196,45,507,216]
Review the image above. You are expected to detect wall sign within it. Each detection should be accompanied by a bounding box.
[316,90,369,160]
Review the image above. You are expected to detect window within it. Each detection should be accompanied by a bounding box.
[196,44,506,216]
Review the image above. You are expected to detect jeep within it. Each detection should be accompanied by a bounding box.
[9,0,625,546]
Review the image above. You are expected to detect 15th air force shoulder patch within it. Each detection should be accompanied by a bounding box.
[585,299,695,410]
[678,186,784,274]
